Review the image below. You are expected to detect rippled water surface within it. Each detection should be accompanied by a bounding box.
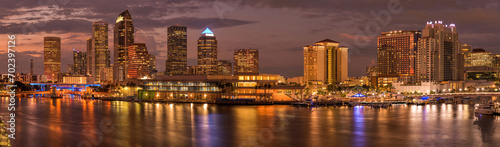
[1,97,499,147]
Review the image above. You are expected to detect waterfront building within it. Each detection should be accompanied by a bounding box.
[73,48,87,76]
[303,39,348,85]
[43,37,61,82]
[464,66,499,81]
[393,81,464,94]
[377,30,421,84]
[138,74,304,100]
[416,21,460,82]
[127,43,150,79]
[217,60,232,76]
[197,28,218,75]
[165,25,188,75]
[233,49,259,75]
[88,21,110,83]
[465,48,493,67]
[114,10,134,82]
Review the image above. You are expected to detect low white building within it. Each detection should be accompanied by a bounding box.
[393,82,439,94]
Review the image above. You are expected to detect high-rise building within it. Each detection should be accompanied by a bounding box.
[43,37,61,82]
[217,60,232,76]
[114,10,134,82]
[165,25,187,75]
[87,21,110,83]
[30,59,33,76]
[233,49,259,75]
[416,21,460,82]
[377,30,421,84]
[73,48,87,75]
[127,43,149,79]
[303,39,348,84]
[197,28,218,75]
[148,54,156,75]
[457,44,472,80]
[86,38,92,75]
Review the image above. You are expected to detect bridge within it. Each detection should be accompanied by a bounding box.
[29,83,101,92]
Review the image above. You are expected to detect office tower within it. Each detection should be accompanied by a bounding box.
[377,30,421,83]
[197,28,218,75]
[73,48,87,75]
[148,54,156,75]
[165,25,187,75]
[217,60,232,76]
[43,37,61,82]
[457,44,472,80]
[303,39,348,84]
[30,59,33,75]
[233,49,259,75]
[466,48,492,67]
[87,21,110,83]
[416,21,460,82]
[114,10,134,82]
[127,43,149,79]
[86,38,92,76]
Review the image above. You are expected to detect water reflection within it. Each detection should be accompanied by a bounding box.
[1,97,500,146]
[474,114,497,146]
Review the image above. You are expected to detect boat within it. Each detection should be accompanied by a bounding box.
[415,100,429,105]
[489,101,500,114]
[292,99,314,107]
[475,103,495,115]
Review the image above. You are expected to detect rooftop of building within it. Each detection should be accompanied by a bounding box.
[315,39,339,43]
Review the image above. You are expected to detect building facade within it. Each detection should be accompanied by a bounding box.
[43,37,61,82]
[73,48,87,76]
[217,60,232,76]
[466,48,493,67]
[303,39,348,85]
[416,21,460,82]
[114,10,134,82]
[148,54,156,75]
[197,28,218,75]
[88,21,110,83]
[127,43,150,79]
[165,25,187,75]
[377,30,421,83]
[99,67,113,84]
[233,49,259,75]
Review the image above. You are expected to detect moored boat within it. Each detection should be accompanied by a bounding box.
[292,99,314,107]
[475,103,495,115]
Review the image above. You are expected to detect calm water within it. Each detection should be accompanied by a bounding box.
[1,96,500,147]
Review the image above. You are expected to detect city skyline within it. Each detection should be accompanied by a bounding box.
[0,0,499,78]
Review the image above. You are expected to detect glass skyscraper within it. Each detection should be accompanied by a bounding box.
[114,9,134,82]
[165,25,187,75]
[197,28,218,75]
[43,37,61,82]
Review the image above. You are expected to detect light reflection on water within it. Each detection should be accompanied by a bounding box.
[1,96,500,146]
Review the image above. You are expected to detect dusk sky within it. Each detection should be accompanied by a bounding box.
[1,0,499,78]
